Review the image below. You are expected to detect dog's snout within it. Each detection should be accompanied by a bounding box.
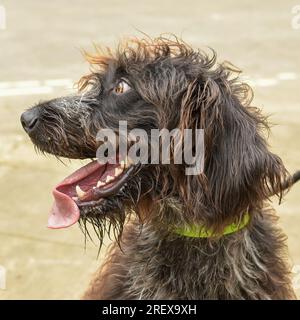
[21,109,39,133]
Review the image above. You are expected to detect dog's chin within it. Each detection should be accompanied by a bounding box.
[77,194,129,244]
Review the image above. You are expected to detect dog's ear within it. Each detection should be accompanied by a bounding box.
[177,67,289,228]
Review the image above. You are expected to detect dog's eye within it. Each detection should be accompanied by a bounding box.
[114,80,131,95]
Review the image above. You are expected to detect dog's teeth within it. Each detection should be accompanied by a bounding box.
[120,160,126,169]
[125,156,130,167]
[106,175,114,183]
[72,196,78,201]
[76,185,86,198]
[128,156,134,165]
[122,156,132,168]
[96,180,105,188]
[114,167,123,176]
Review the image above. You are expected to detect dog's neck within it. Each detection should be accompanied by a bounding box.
[139,197,251,238]
[124,206,294,299]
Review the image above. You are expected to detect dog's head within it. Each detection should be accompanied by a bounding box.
[21,36,289,243]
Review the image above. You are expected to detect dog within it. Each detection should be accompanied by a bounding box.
[21,36,300,299]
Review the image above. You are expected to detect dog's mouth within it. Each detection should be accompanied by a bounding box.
[48,158,136,229]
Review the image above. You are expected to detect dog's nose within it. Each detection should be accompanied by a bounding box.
[20,109,39,133]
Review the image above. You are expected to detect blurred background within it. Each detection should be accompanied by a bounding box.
[0,0,299,299]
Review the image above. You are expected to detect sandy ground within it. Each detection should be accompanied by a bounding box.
[0,0,299,299]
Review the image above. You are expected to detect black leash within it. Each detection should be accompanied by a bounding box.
[282,170,300,191]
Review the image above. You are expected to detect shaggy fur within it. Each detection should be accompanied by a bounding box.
[21,35,297,299]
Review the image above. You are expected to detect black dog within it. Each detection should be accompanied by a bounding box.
[21,36,299,299]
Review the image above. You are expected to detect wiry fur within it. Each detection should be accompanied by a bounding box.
[83,207,294,299]
[22,35,296,299]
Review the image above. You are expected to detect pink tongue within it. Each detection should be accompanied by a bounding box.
[48,189,80,229]
[47,160,103,229]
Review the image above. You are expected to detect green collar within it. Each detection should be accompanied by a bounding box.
[174,212,250,238]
